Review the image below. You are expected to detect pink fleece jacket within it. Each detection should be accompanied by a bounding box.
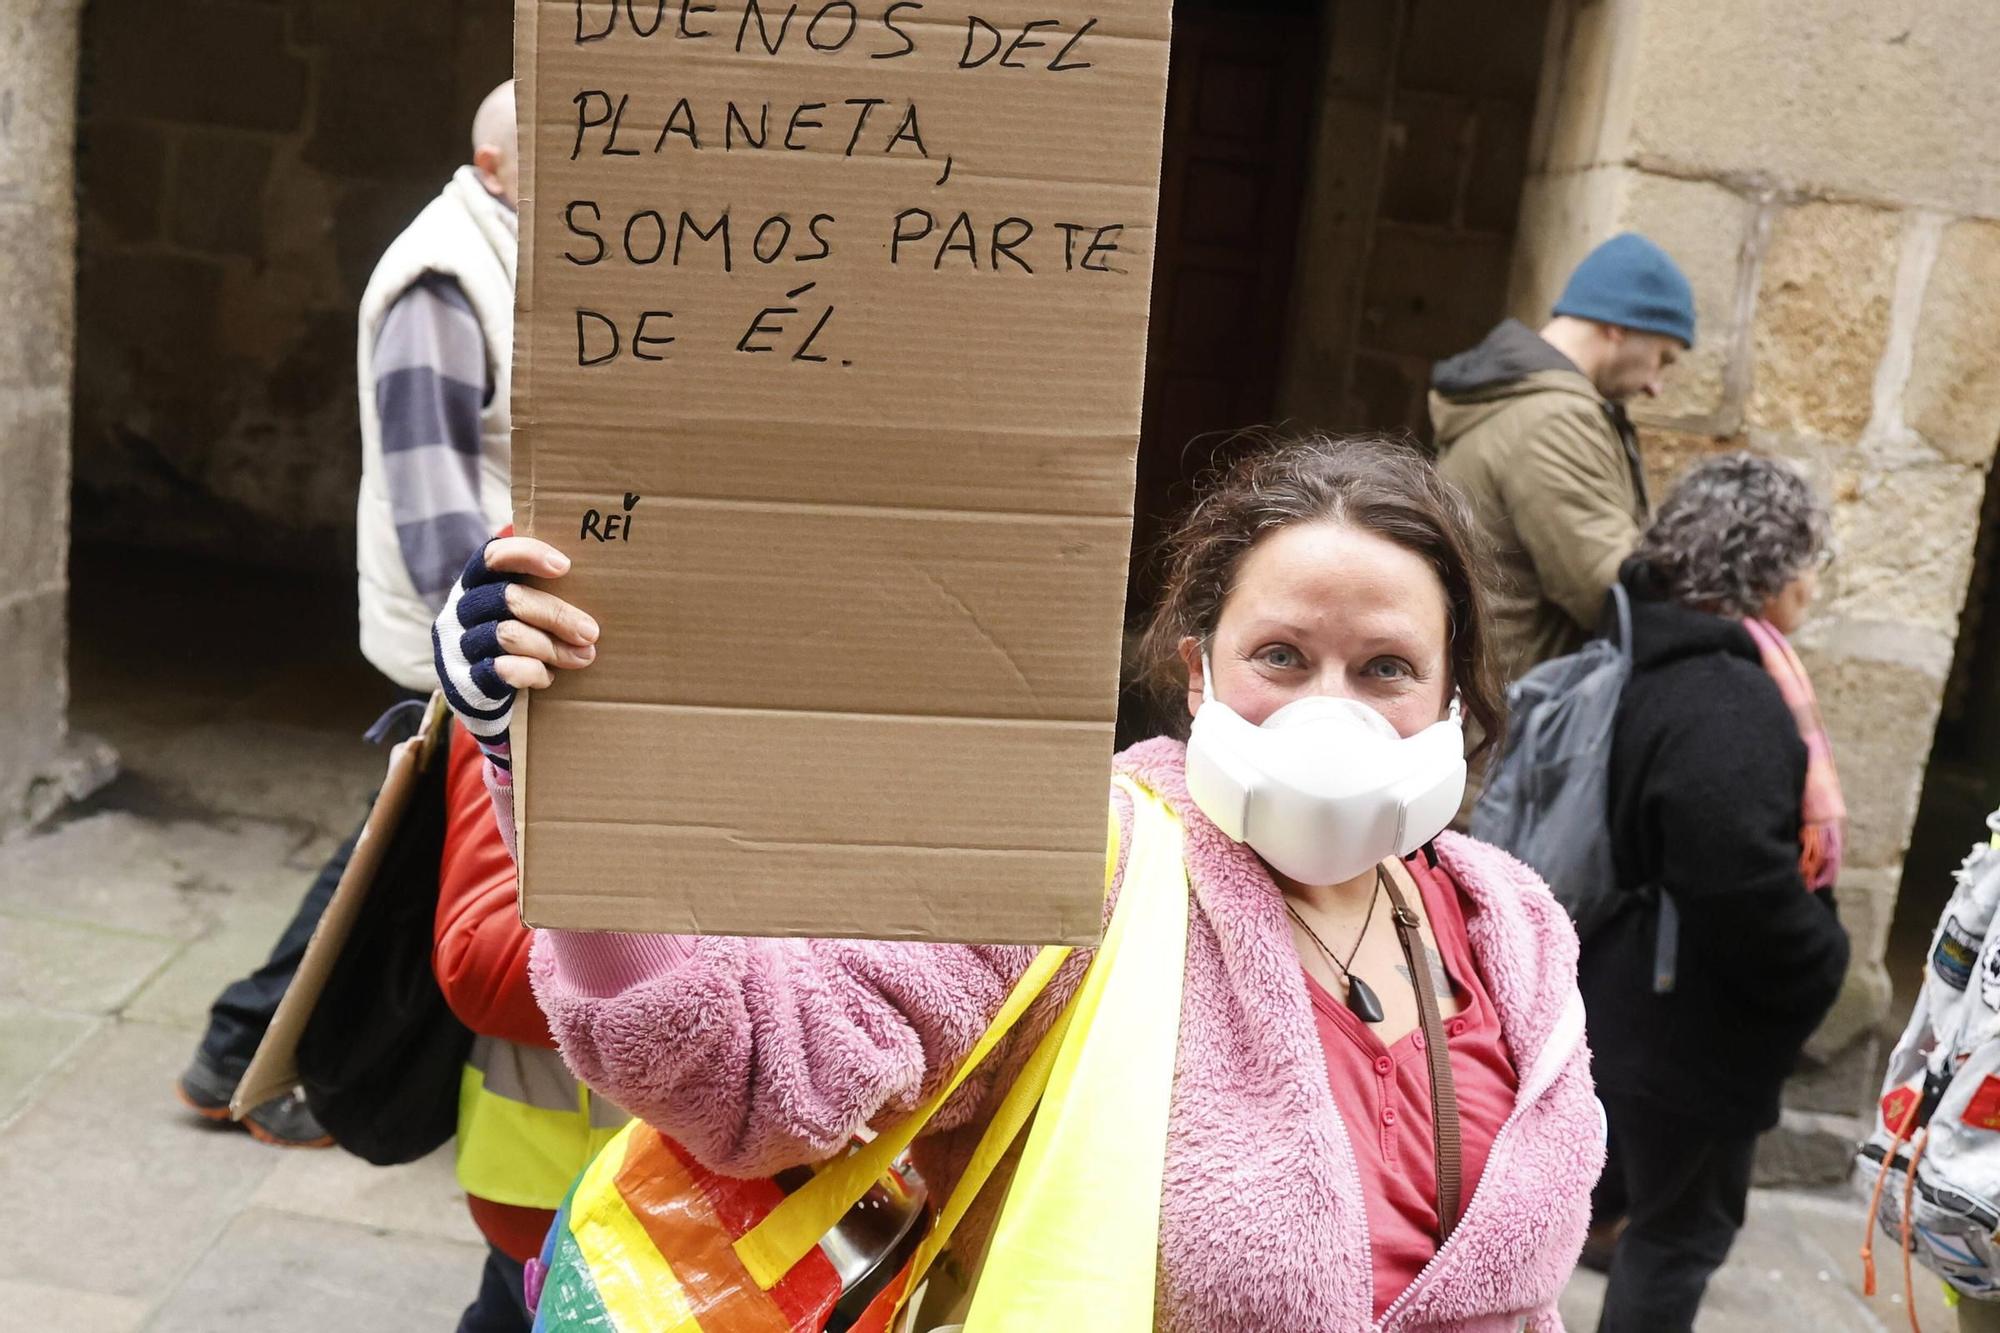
[527,737,1602,1331]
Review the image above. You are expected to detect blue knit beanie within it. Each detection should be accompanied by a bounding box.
[1552,233,1696,347]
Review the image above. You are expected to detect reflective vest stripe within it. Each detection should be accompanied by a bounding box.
[457,1036,627,1210]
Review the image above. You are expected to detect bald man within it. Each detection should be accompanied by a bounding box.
[355,78,520,691]
[177,83,522,1151]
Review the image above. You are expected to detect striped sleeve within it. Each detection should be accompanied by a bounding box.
[375,273,494,607]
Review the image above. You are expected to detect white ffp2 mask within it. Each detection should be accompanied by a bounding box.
[1183,656,1467,886]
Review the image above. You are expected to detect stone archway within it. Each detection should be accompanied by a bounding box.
[0,0,113,836]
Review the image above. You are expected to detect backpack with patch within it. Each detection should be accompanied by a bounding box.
[1470,584,1634,944]
[1856,813,2000,1301]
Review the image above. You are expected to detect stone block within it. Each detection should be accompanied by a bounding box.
[0,590,66,820]
[1905,219,2000,465]
[1504,165,1621,322]
[0,810,313,943]
[1463,99,1530,235]
[213,262,313,370]
[78,119,168,245]
[75,251,241,506]
[1627,0,2000,220]
[1747,203,1902,440]
[331,180,435,302]
[121,889,309,1031]
[1277,95,1390,417]
[1824,864,1901,977]
[1634,426,1743,501]
[250,1143,480,1246]
[1531,0,1638,176]
[1619,172,1755,424]
[1802,643,1945,869]
[1827,459,1986,634]
[0,1281,143,1333]
[1754,1111,1867,1188]
[1359,225,1510,359]
[1398,0,1550,102]
[1319,0,1399,100]
[303,45,456,180]
[1696,1188,1953,1328]
[453,5,520,143]
[167,132,273,259]
[0,389,70,602]
[0,207,78,391]
[0,1017,287,1299]
[89,3,307,133]
[268,308,357,416]
[77,251,227,383]
[291,0,457,49]
[0,913,179,1017]
[1786,1031,1880,1118]
[1345,350,1428,437]
[147,1209,484,1331]
[0,1001,97,1125]
[0,0,83,209]
[1380,93,1474,228]
[1799,966,1891,1080]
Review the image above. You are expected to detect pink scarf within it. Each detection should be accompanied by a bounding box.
[1742,617,1847,890]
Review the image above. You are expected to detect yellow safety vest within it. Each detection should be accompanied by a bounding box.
[457,1035,629,1210]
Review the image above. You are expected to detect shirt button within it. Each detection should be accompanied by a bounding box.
[1448,1020,1465,1037]
[1375,1056,1393,1076]
[1411,1031,1425,1051]
[1383,1108,1397,1126]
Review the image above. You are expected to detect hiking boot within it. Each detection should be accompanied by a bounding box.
[175,1054,335,1149]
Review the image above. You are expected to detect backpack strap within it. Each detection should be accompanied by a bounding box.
[1610,581,1634,660]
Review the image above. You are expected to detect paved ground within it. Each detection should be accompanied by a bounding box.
[0,551,1962,1330]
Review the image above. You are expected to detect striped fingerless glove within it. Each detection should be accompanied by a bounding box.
[433,543,520,771]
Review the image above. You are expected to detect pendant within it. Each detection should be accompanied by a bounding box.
[1344,974,1386,1024]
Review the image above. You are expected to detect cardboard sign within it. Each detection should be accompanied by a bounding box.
[511,2,1172,942]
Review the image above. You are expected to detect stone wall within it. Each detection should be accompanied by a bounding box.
[1274,0,1550,437]
[1514,0,2000,1160]
[71,0,513,572]
[0,0,114,835]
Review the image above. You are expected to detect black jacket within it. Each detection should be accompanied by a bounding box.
[1579,563,1850,1133]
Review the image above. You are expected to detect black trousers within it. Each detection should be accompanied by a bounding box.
[457,1245,532,1333]
[195,687,428,1079]
[1592,1093,1758,1333]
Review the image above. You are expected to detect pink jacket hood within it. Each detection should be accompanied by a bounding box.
[532,737,1600,1331]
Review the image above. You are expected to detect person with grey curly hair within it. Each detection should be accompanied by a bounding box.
[1579,452,1851,1332]
[1629,451,1832,625]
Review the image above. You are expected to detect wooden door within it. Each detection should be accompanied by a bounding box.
[1119,0,1320,742]
[1133,1,1319,604]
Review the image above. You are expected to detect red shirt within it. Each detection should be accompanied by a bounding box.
[436,723,560,1263]
[1303,854,1519,1317]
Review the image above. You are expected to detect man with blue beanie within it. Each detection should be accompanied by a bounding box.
[1432,232,1695,681]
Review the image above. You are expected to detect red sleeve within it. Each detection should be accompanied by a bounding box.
[434,720,555,1048]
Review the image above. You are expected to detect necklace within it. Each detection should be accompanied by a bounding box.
[1285,867,1388,1024]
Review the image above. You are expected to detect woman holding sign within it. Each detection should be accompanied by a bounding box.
[433,435,1600,1330]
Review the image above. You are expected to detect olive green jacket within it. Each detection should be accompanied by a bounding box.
[1431,321,1649,683]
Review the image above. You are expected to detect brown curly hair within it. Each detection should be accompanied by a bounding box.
[1132,433,1504,755]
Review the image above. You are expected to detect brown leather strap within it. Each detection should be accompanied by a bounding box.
[1380,866,1462,1240]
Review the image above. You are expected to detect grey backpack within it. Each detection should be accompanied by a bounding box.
[1471,585,1635,945]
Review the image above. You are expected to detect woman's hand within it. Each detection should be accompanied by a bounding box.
[433,536,600,767]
